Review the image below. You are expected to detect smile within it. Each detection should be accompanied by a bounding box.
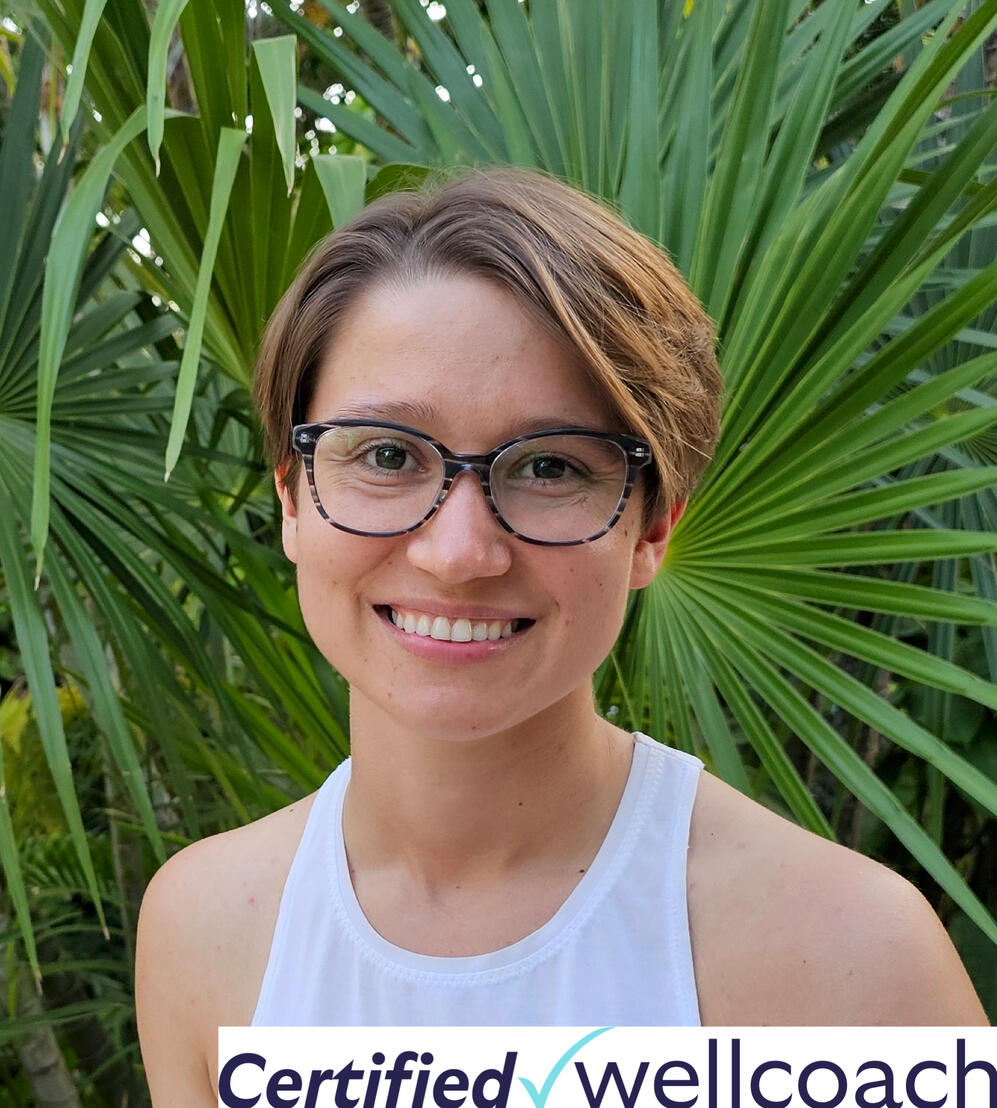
[376,605,535,643]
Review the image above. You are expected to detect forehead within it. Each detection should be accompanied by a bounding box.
[305,274,621,444]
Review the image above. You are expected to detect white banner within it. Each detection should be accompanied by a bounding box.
[218,1026,996,1108]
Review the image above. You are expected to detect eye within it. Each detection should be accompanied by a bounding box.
[510,452,586,482]
[314,427,435,483]
[364,442,410,471]
[526,455,566,479]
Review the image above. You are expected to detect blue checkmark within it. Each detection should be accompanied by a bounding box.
[518,1027,613,1108]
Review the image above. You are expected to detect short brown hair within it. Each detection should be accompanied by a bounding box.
[254,166,723,525]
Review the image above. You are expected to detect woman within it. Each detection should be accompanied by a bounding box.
[136,167,987,1106]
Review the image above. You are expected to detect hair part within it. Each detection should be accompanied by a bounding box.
[253,166,723,528]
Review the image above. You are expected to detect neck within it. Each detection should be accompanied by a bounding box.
[343,686,634,889]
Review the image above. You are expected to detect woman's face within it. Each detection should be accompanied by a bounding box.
[278,274,679,741]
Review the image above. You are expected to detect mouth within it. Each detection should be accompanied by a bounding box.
[374,605,536,643]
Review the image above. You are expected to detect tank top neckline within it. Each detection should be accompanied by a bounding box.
[324,732,662,979]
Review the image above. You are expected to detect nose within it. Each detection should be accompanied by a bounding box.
[405,469,513,583]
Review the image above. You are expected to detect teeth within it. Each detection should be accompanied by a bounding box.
[387,606,525,643]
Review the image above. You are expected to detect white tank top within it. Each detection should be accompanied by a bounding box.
[252,732,702,1026]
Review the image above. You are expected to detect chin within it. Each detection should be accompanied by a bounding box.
[346,681,543,744]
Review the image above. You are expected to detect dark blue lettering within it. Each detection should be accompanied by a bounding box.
[413,1068,432,1108]
[267,1069,302,1108]
[707,1040,717,1108]
[362,1060,382,1108]
[412,1053,435,1108]
[472,1052,517,1107]
[653,1060,698,1107]
[434,1068,470,1107]
[855,1061,901,1108]
[799,1061,846,1108]
[750,1060,791,1108]
[732,1039,741,1108]
[385,1052,419,1108]
[907,1060,947,1108]
[956,1038,996,1108]
[334,1060,364,1108]
[219,1052,265,1108]
[575,1062,649,1108]
[303,1070,335,1108]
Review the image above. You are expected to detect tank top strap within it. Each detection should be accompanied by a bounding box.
[252,759,350,1024]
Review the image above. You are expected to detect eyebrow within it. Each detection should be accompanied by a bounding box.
[325,398,610,437]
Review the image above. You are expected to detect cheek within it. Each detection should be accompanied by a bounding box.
[292,533,354,634]
[555,555,631,647]
[290,528,396,663]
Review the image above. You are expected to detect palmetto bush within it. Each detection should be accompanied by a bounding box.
[0,15,353,1097]
[2,0,997,1095]
[266,0,997,960]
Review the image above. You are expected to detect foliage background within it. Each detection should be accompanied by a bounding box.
[0,0,995,1102]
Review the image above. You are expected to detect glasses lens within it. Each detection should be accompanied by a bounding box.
[311,425,443,533]
[491,434,628,542]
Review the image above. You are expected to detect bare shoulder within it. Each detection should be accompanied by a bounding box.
[136,791,317,1105]
[687,771,988,1026]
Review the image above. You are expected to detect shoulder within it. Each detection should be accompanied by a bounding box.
[687,770,987,1026]
[136,790,318,1103]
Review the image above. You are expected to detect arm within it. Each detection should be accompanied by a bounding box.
[790,863,989,1026]
[136,849,220,1107]
[689,773,989,1026]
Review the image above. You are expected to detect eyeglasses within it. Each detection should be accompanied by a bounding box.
[291,420,653,546]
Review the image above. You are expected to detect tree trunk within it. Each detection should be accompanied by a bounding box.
[0,921,82,1108]
[360,0,400,45]
[17,1013,83,1108]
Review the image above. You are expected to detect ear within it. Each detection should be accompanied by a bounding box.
[629,499,686,590]
[275,463,299,564]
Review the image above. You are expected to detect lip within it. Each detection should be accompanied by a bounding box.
[374,605,534,662]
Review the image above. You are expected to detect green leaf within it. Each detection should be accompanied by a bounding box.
[694,0,792,316]
[617,0,659,237]
[33,106,148,583]
[0,694,40,987]
[668,604,751,791]
[706,466,997,547]
[693,634,834,836]
[680,585,997,944]
[706,566,997,627]
[60,0,109,138]
[44,524,165,863]
[684,530,997,567]
[147,0,192,172]
[312,154,367,229]
[661,0,713,273]
[297,86,422,164]
[252,36,297,197]
[164,127,246,480]
[0,27,45,350]
[0,480,106,939]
